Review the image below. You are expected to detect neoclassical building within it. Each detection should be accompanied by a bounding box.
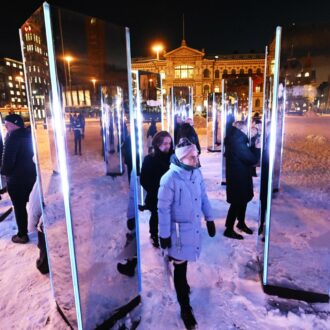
[132,39,265,113]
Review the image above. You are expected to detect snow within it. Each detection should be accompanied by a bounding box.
[0,116,329,329]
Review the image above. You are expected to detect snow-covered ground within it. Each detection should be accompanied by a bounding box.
[0,116,329,329]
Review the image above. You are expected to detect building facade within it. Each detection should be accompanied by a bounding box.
[0,58,28,113]
[132,40,265,114]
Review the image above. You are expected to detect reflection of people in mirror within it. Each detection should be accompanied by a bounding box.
[140,131,173,248]
[1,114,36,244]
[223,121,258,240]
[73,115,83,155]
[176,123,201,155]
[158,138,215,330]
[146,119,157,154]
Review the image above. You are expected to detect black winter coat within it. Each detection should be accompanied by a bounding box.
[1,127,36,185]
[140,150,172,211]
[225,127,258,204]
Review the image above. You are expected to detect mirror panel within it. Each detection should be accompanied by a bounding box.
[20,4,141,328]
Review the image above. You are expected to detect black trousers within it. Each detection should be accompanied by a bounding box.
[174,261,190,307]
[74,136,81,154]
[37,230,49,274]
[7,182,34,236]
[225,202,247,230]
[149,209,158,237]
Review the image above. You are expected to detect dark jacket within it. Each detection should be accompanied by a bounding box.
[140,150,172,211]
[177,123,201,154]
[225,127,258,204]
[1,127,36,185]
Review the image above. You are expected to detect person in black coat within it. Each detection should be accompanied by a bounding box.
[140,131,173,247]
[1,114,36,244]
[176,122,201,154]
[224,121,258,240]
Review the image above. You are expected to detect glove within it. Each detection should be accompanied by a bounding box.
[206,221,216,237]
[160,237,171,249]
[127,218,135,231]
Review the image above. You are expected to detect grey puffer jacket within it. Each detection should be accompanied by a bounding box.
[158,162,213,262]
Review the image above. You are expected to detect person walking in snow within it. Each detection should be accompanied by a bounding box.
[0,114,36,244]
[140,131,173,248]
[223,121,259,240]
[158,137,216,330]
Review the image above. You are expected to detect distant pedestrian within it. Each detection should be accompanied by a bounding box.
[73,117,83,155]
[1,114,36,244]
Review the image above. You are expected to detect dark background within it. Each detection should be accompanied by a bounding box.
[1,0,329,59]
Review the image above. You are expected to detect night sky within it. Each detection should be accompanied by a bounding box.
[1,0,329,60]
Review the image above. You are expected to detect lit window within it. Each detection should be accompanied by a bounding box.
[20,71,23,75]
[10,91,14,95]
[17,91,20,95]
[19,65,22,69]
[13,63,17,67]
[6,61,10,66]
[8,76,12,80]
[17,98,21,102]
[22,92,26,96]
[8,82,13,88]
[11,98,15,102]
[22,85,25,89]
[214,86,220,93]
[256,86,261,93]
[297,73,301,77]
[304,72,310,77]
[174,65,194,79]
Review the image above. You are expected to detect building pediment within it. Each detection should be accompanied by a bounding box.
[165,41,205,59]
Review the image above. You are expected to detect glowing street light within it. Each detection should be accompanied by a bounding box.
[64,55,74,106]
[91,78,97,92]
[152,44,163,60]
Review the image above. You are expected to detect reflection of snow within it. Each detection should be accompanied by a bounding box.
[0,121,329,329]
[267,116,330,294]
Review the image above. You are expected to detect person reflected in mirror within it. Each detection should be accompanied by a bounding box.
[259,121,271,237]
[140,131,173,248]
[77,112,85,138]
[177,122,201,155]
[250,122,261,177]
[158,138,215,330]
[73,114,83,155]
[174,115,183,146]
[146,118,157,154]
[117,173,138,277]
[224,121,259,240]
[0,114,36,244]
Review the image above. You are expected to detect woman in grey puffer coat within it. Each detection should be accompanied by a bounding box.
[158,138,216,330]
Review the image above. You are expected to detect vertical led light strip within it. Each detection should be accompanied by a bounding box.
[190,86,194,119]
[257,46,268,250]
[43,4,82,328]
[221,79,226,183]
[212,92,216,150]
[263,26,282,285]
[126,27,142,292]
[247,76,253,141]
[160,77,165,131]
[171,87,175,139]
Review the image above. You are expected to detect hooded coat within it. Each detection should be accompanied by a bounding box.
[1,127,36,185]
[158,161,213,261]
[224,126,258,204]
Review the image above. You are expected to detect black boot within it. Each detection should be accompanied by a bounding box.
[174,262,197,329]
[36,230,49,274]
[150,234,160,248]
[236,222,253,235]
[223,228,243,240]
[117,257,137,277]
[180,305,197,330]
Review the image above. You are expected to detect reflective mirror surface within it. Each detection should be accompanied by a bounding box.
[262,24,330,298]
[20,4,140,328]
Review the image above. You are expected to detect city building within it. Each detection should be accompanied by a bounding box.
[0,57,28,117]
[132,39,265,114]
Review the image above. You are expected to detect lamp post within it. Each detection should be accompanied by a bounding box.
[152,44,163,61]
[64,55,73,107]
[91,78,97,106]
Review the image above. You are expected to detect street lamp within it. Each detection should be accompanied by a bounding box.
[64,55,73,106]
[152,44,164,61]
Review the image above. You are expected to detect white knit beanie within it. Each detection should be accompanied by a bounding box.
[175,138,197,161]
